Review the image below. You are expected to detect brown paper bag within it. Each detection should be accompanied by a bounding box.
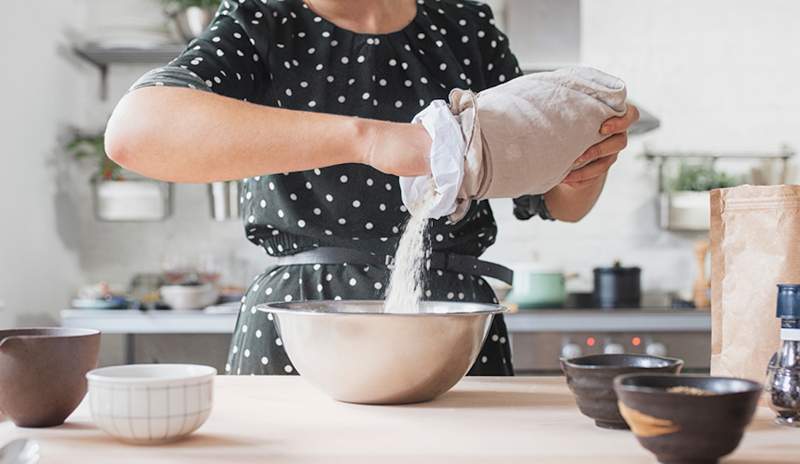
[710,185,800,382]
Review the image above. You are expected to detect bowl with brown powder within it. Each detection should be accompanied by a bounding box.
[614,374,762,464]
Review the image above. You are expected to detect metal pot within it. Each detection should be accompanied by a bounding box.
[507,264,568,309]
[208,181,242,221]
[170,6,216,43]
[593,262,641,309]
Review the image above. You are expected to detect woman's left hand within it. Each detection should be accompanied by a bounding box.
[561,104,640,187]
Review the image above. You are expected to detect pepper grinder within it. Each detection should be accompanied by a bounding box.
[765,284,800,426]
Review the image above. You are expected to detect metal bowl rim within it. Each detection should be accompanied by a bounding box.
[256,300,508,317]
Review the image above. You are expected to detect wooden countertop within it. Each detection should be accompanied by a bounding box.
[2,377,797,463]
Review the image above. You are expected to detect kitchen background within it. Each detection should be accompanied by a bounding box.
[1,0,798,369]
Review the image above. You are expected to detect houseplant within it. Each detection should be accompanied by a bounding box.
[66,130,173,222]
[160,0,219,43]
[661,162,742,231]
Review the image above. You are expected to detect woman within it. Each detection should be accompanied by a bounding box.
[106,0,638,376]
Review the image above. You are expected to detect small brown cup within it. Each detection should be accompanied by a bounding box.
[0,328,100,427]
[561,354,684,429]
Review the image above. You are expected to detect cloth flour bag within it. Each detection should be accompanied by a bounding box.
[401,66,627,221]
[710,185,799,382]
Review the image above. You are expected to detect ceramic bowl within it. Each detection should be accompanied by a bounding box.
[258,300,505,404]
[560,354,683,429]
[614,374,762,464]
[87,364,216,444]
[160,284,219,310]
[0,328,100,427]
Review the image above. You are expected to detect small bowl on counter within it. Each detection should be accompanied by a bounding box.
[561,354,683,429]
[160,283,219,310]
[614,374,761,464]
[87,364,216,444]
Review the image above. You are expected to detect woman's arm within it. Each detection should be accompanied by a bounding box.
[543,104,640,222]
[105,87,431,183]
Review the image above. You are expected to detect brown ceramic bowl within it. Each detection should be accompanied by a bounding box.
[560,354,683,429]
[614,374,762,464]
[0,328,100,427]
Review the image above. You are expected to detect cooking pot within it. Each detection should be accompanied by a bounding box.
[593,262,641,309]
[506,264,568,309]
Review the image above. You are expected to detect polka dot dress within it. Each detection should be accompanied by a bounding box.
[133,0,550,376]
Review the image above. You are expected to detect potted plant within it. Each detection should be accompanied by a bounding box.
[660,162,741,231]
[66,130,173,222]
[161,0,219,43]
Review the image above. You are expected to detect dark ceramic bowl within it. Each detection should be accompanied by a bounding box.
[560,354,683,429]
[614,374,762,464]
[0,328,100,427]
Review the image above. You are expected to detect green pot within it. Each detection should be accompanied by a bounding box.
[506,265,566,309]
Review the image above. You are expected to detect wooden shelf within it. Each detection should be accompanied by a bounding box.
[73,43,185,99]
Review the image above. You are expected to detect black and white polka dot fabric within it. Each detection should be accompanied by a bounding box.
[133,0,550,376]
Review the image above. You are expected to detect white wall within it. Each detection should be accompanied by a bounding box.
[484,0,800,296]
[2,1,800,325]
[0,1,88,325]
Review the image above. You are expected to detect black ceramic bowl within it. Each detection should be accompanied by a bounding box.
[614,374,762,464]
[560,354,683,429]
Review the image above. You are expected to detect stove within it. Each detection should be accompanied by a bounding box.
[504,308,711,374]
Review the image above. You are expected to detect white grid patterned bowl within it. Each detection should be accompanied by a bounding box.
[86,364,216,444]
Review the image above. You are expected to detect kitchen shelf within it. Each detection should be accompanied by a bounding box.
[73,43,185,99]
[645,146,796,231]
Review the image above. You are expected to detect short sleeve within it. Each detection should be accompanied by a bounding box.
[131,1,269,102]
[475,4,552,221]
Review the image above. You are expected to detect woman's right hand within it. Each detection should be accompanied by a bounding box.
[362,122,432,177]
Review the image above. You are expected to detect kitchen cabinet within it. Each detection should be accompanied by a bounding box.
[1,376,796,463]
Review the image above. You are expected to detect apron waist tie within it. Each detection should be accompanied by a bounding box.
[273,247,513,286]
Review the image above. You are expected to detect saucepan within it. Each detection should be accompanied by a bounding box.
[257,300,506,405]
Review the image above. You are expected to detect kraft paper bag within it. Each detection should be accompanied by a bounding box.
[710,185,800,382]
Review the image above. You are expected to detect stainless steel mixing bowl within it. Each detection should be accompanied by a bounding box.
[257,300,506,405]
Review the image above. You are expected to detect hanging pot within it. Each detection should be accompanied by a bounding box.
[169,6,216,43]
[208,181,242,221]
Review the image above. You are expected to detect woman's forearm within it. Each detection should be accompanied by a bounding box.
[105,87,429,183]
[544,174,607,222]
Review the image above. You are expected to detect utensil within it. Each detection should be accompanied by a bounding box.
[0,328,100,427]
[593,262,641,309]
[87,364,216,444]
[0,439,39,464]
[615,374,761,464]
[560,354,683,429]
[765,284,800,426]
[258,300,505,404]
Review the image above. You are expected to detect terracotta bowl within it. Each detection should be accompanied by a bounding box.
[0,328,100,427]
[560,354,683,429]
[614,374,762,464]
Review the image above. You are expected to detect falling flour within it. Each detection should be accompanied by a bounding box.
[384,184,438,313]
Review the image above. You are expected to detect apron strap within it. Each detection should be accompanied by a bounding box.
[273,247,514,286]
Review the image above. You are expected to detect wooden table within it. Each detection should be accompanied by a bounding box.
[1,377,797,463]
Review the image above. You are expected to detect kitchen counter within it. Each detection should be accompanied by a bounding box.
[1,377,796,463]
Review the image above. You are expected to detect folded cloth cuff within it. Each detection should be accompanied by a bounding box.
[399,100,466,218]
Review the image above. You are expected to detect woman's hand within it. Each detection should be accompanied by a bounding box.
[362,122,432,177]
[544,104,640,222]
[562,104,640,187]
